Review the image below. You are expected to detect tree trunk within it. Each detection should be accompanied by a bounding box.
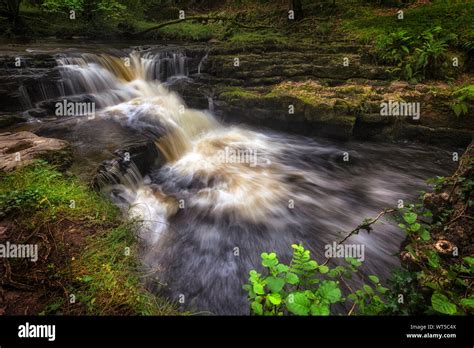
[3,0,22,29]
[291,0,303,21]
[4,0,21,19]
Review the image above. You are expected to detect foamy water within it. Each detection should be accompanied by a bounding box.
[52,51,456,314]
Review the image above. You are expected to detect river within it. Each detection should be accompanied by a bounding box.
[1,45,459,314]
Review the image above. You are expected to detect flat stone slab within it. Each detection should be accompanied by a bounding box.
[0,131,72,172]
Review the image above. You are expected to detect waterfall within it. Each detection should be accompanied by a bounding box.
[137,50,189,81]
[33,50,453,315]
[15,49,191,117]
[208,96,214,112]
[197,51,208,75]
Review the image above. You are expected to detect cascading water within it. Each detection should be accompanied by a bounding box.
[47,50,456,315]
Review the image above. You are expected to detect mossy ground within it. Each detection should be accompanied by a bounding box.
[0,161,181,315]
[340,1,474,47]
[3,1,472,52]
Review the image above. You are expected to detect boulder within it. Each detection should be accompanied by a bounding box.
[0,131,72,172]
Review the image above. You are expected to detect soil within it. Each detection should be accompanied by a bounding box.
[0,217,96,315]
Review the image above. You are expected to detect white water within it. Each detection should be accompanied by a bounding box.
[51,50,456,314]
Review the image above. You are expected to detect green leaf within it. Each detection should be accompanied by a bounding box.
[463,257,474,266]
[276,264,289,273]
[262,252,276,260]
[423,210,433,217]
[420,229,430,241]
[368,275,379,284]
[303,260,318,271]
[249,270,260,282]
[459,297,474,308]
[403,212,417,224]
[345,257,362,267]
[82,275,93,283]
[363,284,374,295]
[310,303,330,316]
[317,281,342,303]
[347,293,358,301]
[431,293,457,315]
[426,251,440,269]
[262,258,278,268]
[286,292,310,315]
[453,103,462,117]
[304,290,316,300]
[318,265,329,274]
[285,272,299,285]
[253,282,265,295]
[266,276,285,293]
[410,223,421,232]
[376,286,389,294]
[262,252,279,268]
[405,64,413,78]
[251,301,263,315]
[267,293,282,305]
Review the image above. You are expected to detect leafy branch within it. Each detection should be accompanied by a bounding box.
[321,208,395,266]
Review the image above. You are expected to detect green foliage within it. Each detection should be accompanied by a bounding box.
[0,160,180,316]
[450,85,473,117]
[227,30,288,46]
[157,21,221,41]
[431,292,457,315]
[95,0,126,21]
[244,244,388,316]
[41,0,126,20]
[396,203,474,315]
[375,26,456,81]
[40,0,128,35]
[0,160,117,222]
[397,204,431,241]
[414,26,456,79]
[375,30,412,65]
[384,268,426,315]
[70,222,180,315]
[0,187,55,218]
[343,1,473,51]
[41,0,84,13]
[245,182,473,316]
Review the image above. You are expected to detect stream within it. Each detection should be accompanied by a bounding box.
[2,45,459,314]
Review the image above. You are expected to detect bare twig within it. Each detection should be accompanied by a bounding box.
[446,205,468,226]
[347,302,357,316]
[321,208,396,266]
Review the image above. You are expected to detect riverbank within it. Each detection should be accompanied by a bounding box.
[0,158,181,315]
[1,40,472,147]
